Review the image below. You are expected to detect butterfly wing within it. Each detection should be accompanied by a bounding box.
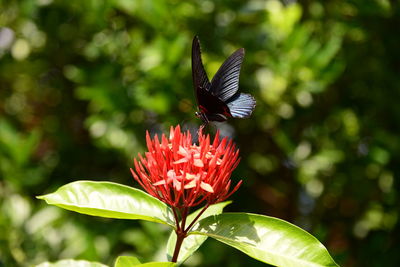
[226,93,256,118]
[209,48,245,102]
[192,36,211,106]
[192,36,254,122]
[192,36,231,122]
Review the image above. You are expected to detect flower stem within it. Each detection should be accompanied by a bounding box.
[180,207,189,230]
[171,207,189,262]
[170,205,211,262]
[171,230,186,263]
[172,207,181,232]
[184,204,209,232]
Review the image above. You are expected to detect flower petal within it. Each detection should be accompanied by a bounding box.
[200,182,214,193]
[184,180,196,189]
[178,145,189,157]
[185,173,197,180]
[194,158,204,167]
[153,180,166,186]
[173,158,188,164]
[173,179,182,191]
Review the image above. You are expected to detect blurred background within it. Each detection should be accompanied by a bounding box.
[1,0,399,266]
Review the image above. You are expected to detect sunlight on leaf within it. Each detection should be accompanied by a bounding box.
[191,213,339,267]
[114,256,141,267]
[135,263,176,267]
[37,181,175,227]
[36,259,108,267]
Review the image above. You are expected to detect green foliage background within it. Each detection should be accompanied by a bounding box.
[0,0,399,266]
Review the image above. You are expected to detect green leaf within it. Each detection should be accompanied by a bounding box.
[191,213,339,267]
[115,256,141,267]
[114,257,176,267]
[135,263,176,267]
[35,259,108,267]
[166,201,231,264]
[37,181,175,227]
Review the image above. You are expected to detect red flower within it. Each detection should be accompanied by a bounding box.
[131,125,242,208]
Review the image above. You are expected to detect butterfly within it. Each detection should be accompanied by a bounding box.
[192,36,256,123]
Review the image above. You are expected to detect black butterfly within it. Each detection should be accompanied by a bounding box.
[192,36,256,123]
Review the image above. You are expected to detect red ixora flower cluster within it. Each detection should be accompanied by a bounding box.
[131,125,242,208]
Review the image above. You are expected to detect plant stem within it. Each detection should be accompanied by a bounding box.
[171,230,186,263]
[184,204,209,232]
[172,207,181,232]
[180,207,188,230]
[171,207,188,263]
[171,205,210,263]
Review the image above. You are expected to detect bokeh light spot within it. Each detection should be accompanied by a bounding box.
[11,39,30,60]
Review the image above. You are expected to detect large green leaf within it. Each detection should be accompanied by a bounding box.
[114,256,141,267]
[114,256,176,267]
[191,213,339,267]
[135,263,176,267]
[36,259,108,267]
[37,181,175,227]
[166,201,231,264]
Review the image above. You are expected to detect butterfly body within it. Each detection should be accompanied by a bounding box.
[192,36,256,123]
[195,86,232,123]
